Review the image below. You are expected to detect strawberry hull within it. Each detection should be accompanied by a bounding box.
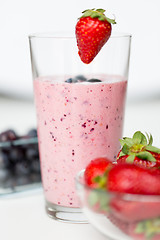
[117,131,160,169]
[84,157,113,188]
[86,188,110,214]
[109,213,160,240]
[129,221,160,240]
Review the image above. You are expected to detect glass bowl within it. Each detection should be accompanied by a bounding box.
[75,169,160,240]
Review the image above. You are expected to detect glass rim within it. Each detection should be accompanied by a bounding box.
[28,31,132,39]
[75,169,160,202]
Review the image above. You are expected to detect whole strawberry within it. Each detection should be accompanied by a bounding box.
[117,131,160,168]
[108,163,160,195]
[84,157,113,188]
[108,163,160,222]
[75,8,116,64]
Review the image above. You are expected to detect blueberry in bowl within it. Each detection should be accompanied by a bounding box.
[0,128,41,194]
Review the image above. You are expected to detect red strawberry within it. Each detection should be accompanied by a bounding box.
[84,157,113,188]
[117,131,160,168]
[108,163,160,222]
[110,197,160,222]
[75,8,116,64]
[108,163,160,195]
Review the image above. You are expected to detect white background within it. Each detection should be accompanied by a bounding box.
[0,0,160,101]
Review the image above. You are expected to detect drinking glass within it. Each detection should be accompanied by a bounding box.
[29,32,131,223]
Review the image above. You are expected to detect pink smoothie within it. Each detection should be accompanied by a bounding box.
[33,75,127,208]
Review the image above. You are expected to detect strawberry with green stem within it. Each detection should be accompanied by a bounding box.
[84,157,113,189]
[84,157,113,213]
[117,131,160,168]
[75,8,116,64]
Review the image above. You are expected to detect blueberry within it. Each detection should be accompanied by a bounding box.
[65,78,78,83]
[2,177,15,188]
[26,146,39,160]
[0,129,17,142]
[87,78,102,83]
[0,150,10,169]
[15,175,30,186]
[0,168,10,181]
[14,161,31,175]
[30,158,41,173]
[75,75,87,82]
[65,75,87,83]
[9,147,24,164]
[65,78,73,83]
[27,128,37,138]
[30,173,41,182]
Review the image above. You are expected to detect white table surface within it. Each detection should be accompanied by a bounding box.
[0,94,160,240]
[0,190,109,240]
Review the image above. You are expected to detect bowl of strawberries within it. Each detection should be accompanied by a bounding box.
[75,131,160,240]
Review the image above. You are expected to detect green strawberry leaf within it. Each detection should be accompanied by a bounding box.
[96,8,106,14]
[145,145,160,154]
[88,190,109,212]
[88,191,100,207]
[94,173,107,189]
[82,9,91,13]
[94,175,101,183]
[106,17,116,24]
[141,134,148,145]
[135,221,145,234]
[91,12,105,20]
[80,9,116,23]
[126,154,136,163]
[117,150,126,159]
[135,218,160,240]
[149,134,153,145]
[146,232,155,240]
[122,143,130,155]
[136,151,156,162]
[119,137,134,147]
[133,131,147,145]
[98,191,110,211]
[146,132,153,145]
[81,10,93,18]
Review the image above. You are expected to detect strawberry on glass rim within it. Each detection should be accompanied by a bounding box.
[117,131,160,168]
[75,8,116,64]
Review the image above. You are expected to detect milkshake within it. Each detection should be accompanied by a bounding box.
[29,32,131,222]
[33,75,127,208]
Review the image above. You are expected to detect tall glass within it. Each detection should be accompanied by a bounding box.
[29,32,131,223]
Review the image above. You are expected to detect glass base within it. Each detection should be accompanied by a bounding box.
[45,200,88,223]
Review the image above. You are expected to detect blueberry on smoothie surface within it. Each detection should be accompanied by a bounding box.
[75,75,87,82]
[65,78,75,83]
[65,75,87,83]
[87,78,102,83]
